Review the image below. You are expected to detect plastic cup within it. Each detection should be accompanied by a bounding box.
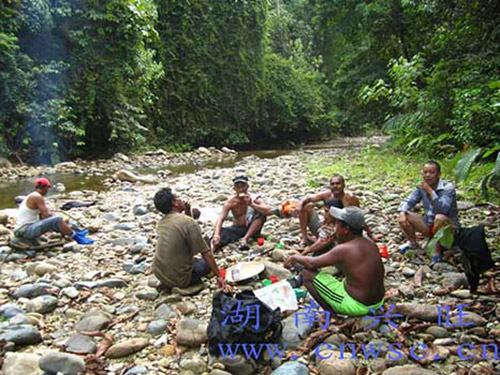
[219,269,226,278]
[378,244,389,258]
[257,237,265,246]
[262,279,272,286]
[269,276,279,283]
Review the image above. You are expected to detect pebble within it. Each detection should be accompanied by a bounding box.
[1,352,41,375]
[0,324,42,346]
[64,333,97,354]
[39,351,85,375]
[105,338,149,358]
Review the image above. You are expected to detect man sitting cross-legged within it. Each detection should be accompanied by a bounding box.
[211,175,271,251]
[285,206,385,317]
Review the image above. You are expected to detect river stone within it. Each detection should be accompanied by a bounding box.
[450,311,487,326]
[34,262,58,276]
[155,304,177,320]
[394,303,440,322]
[65,333,97,354]
[75,310,112,332]
[26,295,59,314]
[442,272,468,289]
[125,365,149,375]
[262,261,292,280]
[62,287,80,299]
[317,350,356,375]
[147,320,167,335]
[0,324,42,346]
[136,289,159,301]
[2,352,42,375]
[180,358,208,374]
[105,338,149,358]
[176,318,208,347]
[13,283,54,299]
[382,364,437,375]
[209,370,232,375]
[402,267,415,277]
[39,351,85,375]
[426,326,449,338]
[280,314,313,349]
[172,283,205,296]
[271,361,308,375]
[218,356,257,375]
[1,304,25,319]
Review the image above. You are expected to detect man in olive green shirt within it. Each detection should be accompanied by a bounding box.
[153,187,228,290]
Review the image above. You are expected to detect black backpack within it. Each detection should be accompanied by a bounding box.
[207,290,282,355]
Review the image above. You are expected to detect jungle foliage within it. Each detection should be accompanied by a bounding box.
[0,0,499,164]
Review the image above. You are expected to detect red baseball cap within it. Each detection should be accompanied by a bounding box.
[35,177,51,188]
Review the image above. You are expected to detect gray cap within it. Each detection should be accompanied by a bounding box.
[329,206,365,231]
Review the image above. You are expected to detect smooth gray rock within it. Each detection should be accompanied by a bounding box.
[26,295,59,314]
[125,365,149,375]
[271,361,308,375]
[136,289,159,301]
[176,318,208,347]
[0,325,42,346]
[180,358,208,374]
[155,304,177,320]
[75,310,112,332]
[39,351,85,375]
[1,304,25,319]
[65,333,97,354]
[147,320,167,335]
[262,261,292,280]
[280,314,313,349]
[13,283,54,299]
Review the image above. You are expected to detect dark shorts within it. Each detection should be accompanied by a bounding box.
[189,257,210,285]
[216,209,266,247]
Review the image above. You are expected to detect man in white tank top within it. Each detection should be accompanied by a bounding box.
[14,178,93,245]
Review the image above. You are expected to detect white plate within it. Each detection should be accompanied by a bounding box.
[225,262,265,283]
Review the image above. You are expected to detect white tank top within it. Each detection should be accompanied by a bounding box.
[16,192,41,228]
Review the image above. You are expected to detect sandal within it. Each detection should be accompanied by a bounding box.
[238,240,250,251]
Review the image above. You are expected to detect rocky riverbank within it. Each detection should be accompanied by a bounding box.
[1,138,499,375]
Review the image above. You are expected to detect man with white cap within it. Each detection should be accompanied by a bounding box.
[285,206,385,317]
[14,177,93,245]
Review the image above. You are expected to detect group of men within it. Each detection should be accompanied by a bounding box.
[15,160,459,318]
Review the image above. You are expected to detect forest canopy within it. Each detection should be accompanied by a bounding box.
[1,0,499,164]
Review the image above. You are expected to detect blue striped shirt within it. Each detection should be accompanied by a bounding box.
[398,179,460,228]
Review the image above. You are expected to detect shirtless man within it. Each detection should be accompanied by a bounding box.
[14,178,93,245]
[285,206,385,317]
[211,175,271,251]
[295,174,380,247]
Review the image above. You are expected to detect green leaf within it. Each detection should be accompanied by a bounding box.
[487,80,500,90]
[454,147,482,183]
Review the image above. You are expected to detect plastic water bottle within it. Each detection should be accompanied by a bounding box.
[231,265,241,281]
[319,229,327,243]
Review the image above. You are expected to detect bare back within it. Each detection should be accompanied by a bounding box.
[332,237,385,305]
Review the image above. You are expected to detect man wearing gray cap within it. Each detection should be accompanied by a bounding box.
[285,206,385,317]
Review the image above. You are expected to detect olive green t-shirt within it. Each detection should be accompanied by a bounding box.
[153,213,209,288]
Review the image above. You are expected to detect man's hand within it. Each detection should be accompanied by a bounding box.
[217,275,233,292]
[184,201,191,215]
[398,211,409,226]
[284,255,296,269]
[242,194,252,206]
[418,182,434,196]
[212,235,221,248]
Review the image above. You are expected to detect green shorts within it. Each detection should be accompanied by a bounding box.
[313,271,383,317]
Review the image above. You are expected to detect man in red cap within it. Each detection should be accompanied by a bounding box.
[13,178,93,245]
